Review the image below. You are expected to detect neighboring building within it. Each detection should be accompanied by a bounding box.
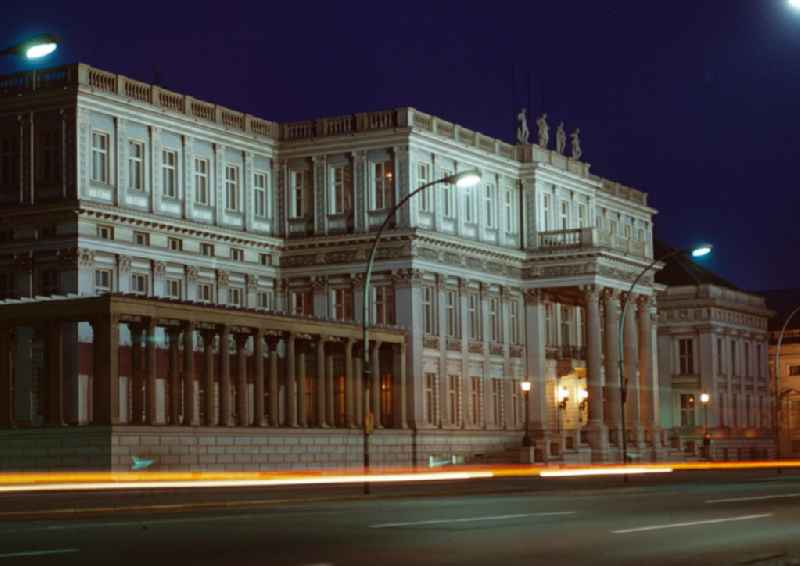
[0,62,677,470]
[656,244,774,460]
[762,289,800,458]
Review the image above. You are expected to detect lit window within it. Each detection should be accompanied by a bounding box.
[254,171,269,218]
[129,141,144,191]
[225,165,239,211]
[162,149,177,198]
[194,158,209,205]
[91,131,109,184]
[131,273,148,296]
[373,160,393,210]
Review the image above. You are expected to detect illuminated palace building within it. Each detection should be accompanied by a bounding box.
[0,64,775,470]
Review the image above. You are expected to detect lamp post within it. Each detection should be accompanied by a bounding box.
[521,380,532,447]
[773,304,800,467]
[0,34,59,60]
[700,392,710,459]
[618,243,712,471]
[360,168,482,494]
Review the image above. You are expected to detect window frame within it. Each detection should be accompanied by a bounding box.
[194,158,210,205]
[161,148,178,198]
[225,164,240,211]
[254,170,269,218]
[128,140,145,192]
[91,130,110,184]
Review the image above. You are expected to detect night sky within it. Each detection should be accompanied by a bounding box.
[2,0,798,292]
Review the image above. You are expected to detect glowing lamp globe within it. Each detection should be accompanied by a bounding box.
[691,244,712,258]
[789,0,800,10]
[20,34,59,60]
[700,393,710,404]
[452,169,481,189]
[520,381,532,393]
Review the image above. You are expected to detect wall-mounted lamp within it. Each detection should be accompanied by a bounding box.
[578,388,589,411]
[558,385,570,410]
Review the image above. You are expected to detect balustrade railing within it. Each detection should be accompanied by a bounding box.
[539,228,583,249]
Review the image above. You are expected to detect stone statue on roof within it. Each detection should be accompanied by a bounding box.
[536,113,549,148]
[570,128,582,160]
[516,108,529,144]
[555,122,566,154]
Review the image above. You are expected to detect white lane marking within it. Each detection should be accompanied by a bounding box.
[706,493,800,504]
[611,513,772,534]
[0,548,79,558]
[370,511,576,529]
[0,513,263,534]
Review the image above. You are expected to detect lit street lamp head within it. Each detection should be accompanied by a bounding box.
[789,0,800,10]
[520,381,532,393]
[448,169,482,189]
[700,392,710,404]
[690,243,713,258]
[0,34,59,60]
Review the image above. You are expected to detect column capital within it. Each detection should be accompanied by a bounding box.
[524,288,542,305]
[581,285,601,302]
[602,287,619,302]
[636,294,652,311]
[234,332,249,350]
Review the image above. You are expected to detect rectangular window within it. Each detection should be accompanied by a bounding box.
[168,237,182,251]
[446,290,458,338]
[744,343,751,377]
[417,162,431,212]
[40,270,58,295]
[291,170,306,218]
[492,379,502,426]
[732,393,739,427]
[542,193,551,231]
[510,301,519,344]
[225,165,239,211]
[97,225,114,240]
[0,136,19,187]
[462,186,473,223]
[790,366,800,376]
[423,286,435,335]
[679,338,694,375]
[489,298,500,343]
[719,393,725,427]
[756,344,763,378]
[424,373,436,425]
[167,278,182,300]
[373,160,394,210]
[128,141,144,191]
[440,169,454,218]
[577,202,587,228]
[198,283,214,303]
[259,253,272,266]
[91,131,109,184]
[162,149,177,198]
[448,375,459,425]
[468,295,480,341]
[291,291,311,316]
[95,269,112,293]
[561,305,572,347]
[254,172,269,218]
[609,219,618,236]
[511,379,519,426]
[228,287,243,307]
[131,273,148,296]
[680,394,696,427]
[201,243,214,257]
[194,158,209,205]
[257,290,273,310]
[545,303,556,346]
[746,395,751,426]
[330,166,345,214]
[731,341,737,377]
[230,248,244,262]
[331,288,352,321]
[560,200,569,230]
[470,376,481,425]
[717,338,724,375]
[134,231,149,247]
[374,286,395,325]
[504,188,515,233]
[485,184,495,228]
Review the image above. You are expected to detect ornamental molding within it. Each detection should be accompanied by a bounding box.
[186,265,199,282]
[216,270,230,287]
[116,254,130,272]
[153,261,167,276]
[246,273,259,291]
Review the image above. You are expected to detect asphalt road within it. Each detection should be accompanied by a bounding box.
[1,470,800,565]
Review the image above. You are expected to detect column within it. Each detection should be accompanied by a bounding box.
[603,289,622,443]
[202,329,215,426]
[297,340,307,427]
[145,318,158,425]
[267,335,280,426]
[130,324,144,424]
[0,324,11,427]
[235,333,249,426]
[394,342,408,428]
[219,325,232,426]
[371,340,382,429]
[316,337,327,427]
[46,322,64,426]
[524,290,547,435]
[254,330,266,427]
[92,315,120,425]
[287,333,297,427]
[622,293,642,445]
[345,338,354,427]
[167,327,180,426]
[638,296,655,439]
[182,321,196,426]
[326,353,335,427]
[583,286,607,455]
[354,344,363,426]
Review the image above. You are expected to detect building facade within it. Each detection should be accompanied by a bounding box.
[656,250,774,460]
[0,62,745,470]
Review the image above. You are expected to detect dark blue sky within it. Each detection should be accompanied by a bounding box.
[2,0,798,291]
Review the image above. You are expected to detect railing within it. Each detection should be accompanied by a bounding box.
[124,78,151,102]
[539,228,583,249]
[159,89,184,112]
[537,227,651,259]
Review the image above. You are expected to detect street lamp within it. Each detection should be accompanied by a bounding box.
[360,168,482,494]
[774,304,800,465]
[0,34,59,60]
[700,392,710,459]
[789,0,800,10]
[521,380,532,447]
[618,243,713,469]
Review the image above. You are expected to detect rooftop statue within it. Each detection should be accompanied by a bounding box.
[516,108,530,144]
[555,122,566,154]
[571,128,582,160]
[536,113,549,148]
